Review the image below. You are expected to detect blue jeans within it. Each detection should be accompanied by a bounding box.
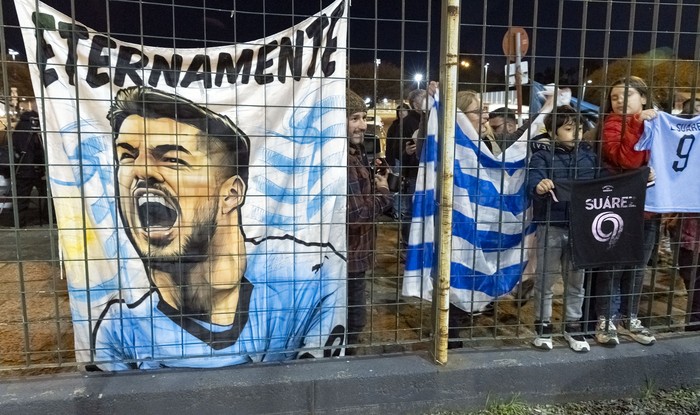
[595,217,659,319]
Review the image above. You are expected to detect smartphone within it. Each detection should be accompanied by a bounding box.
[375,157,389,175]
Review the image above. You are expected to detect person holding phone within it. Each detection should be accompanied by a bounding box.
[346,89,394,354]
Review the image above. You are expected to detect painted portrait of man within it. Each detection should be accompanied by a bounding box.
[110,86,250,326]
[13,0,348,370]
[92,87,345,370]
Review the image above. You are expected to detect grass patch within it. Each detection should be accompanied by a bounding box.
[641,376,656,400]
[426,387,700,415]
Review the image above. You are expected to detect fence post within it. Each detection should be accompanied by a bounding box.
[432,0,460,365]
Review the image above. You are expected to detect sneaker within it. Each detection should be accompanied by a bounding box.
[564,323,590,352]
[532,320,553,350]
[620,317,656,345]
[595,316,619,346]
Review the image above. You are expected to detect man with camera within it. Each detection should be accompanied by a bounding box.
[346,89,394,354]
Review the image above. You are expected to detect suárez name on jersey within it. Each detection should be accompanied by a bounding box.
[671,122,700,132]
[585,196,637,211]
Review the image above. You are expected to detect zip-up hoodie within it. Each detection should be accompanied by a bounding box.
[527,140,598,226]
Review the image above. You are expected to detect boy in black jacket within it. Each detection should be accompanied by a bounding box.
[527,105,597,352]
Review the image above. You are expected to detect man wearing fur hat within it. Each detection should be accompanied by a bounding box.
[345,89,393,354]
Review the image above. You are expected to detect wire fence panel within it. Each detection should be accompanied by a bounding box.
[0,0,698,375]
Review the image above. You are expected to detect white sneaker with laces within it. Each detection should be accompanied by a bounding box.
[595,316,619,346]
[621,317,656,345]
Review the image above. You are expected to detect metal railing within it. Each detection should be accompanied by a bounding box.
[0,0,698,375]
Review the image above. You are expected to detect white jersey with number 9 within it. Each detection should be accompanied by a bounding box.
[636,112,700,212]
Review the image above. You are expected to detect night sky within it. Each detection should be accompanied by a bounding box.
[2,0,699,85]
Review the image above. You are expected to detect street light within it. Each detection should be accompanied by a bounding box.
[484,63,490,87]
[581,79,592,101]
[7,49,19,114]
[460,60,470,69]
[414,73,423,89]
[373,59,381,111]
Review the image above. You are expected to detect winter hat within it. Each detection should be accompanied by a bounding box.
[346,89,367,118]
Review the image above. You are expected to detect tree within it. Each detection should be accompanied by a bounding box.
[585,48,700,111]
[348,61,406,102]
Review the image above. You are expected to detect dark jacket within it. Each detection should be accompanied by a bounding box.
[527,140,598,226]
[493,119,531,151]
[12,111,45,179]
[386,110,421,180]
[347,143,393,273]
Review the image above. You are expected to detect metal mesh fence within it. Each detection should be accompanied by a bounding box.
[0,0,698,375]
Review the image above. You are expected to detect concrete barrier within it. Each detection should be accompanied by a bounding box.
[1,334,698,414]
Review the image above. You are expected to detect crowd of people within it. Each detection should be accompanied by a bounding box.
[345,76,700,355]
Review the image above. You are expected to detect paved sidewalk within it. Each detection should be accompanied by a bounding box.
[0,334,698,414]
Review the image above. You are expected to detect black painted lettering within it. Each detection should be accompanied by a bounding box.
[215,50,253,85]
[277,33,304,83]
[148,54,183,87]
[255,41,278,85]
[86,35,116,88]
[305,15,329,78]
[178,55,210,88]
[113,45,147,87]
[321,1,344,77]
[31,12,59,88]
[57,22,89,86]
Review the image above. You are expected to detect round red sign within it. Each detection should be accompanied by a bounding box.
[502,27,529,61]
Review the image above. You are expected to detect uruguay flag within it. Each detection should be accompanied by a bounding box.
[401,92,546,313]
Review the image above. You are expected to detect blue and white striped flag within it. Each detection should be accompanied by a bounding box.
[402,93,546,313]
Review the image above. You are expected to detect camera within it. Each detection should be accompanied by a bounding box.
[375,158,401,193]
[386,171,401,192]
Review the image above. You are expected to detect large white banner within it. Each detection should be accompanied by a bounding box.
[16,0,348,370]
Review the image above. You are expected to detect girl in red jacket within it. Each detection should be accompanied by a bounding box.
[596,76,658,346]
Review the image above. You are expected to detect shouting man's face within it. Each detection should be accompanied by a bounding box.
[115,115,231,259]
